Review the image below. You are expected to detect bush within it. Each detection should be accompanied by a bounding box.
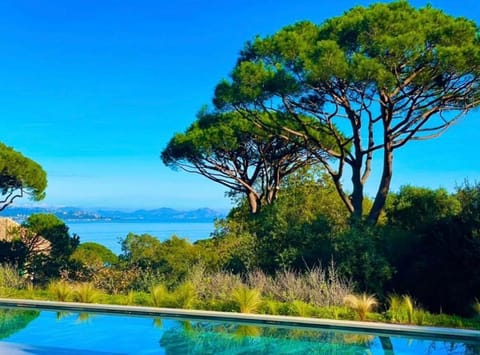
[73,282,101,303]
[343,293,378,321]
[0,264,28,290]
[48,280,72,301]
[333,226,392,296]
[170,282,196,309]
[150,284,169,308]
[231,286,262,314]
[249,264,353,307]
[188,266,242,303]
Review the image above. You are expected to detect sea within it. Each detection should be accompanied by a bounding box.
[66,221,216,255]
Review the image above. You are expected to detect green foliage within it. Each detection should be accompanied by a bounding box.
[386,186,461,232]
[387,293,421,324]
[0,309,40,339]
[0,239,28,271]
[162,110,322,213]
[214,1,480,223]
[22,214,80,282]
[156,236,202,285]
[333,225,392,296]
[218,167,348,273]
[386,182,480,315]
[90,266,161,294]
[403,295,415,324]
[198,232,256,274]
[414,309,427,326]
[48,280,73,301]
[231,286,262,314]
[291,300,313,317]
[0,143,47,211]
[120,233,200,287]
[70,242,118,270]
[386,294,403,323]
[150,284,169,308]
[0,264,28,291]
[171,282,196,309]
[73,282,100,303]
[120,233,162,268]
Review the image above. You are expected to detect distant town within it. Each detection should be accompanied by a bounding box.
[1,206,226,224]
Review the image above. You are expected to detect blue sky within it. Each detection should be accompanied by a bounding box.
[1,0,479,210]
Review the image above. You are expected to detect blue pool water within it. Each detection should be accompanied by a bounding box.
[0,307,478,354]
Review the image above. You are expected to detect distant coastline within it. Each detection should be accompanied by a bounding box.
[1,206,226,224]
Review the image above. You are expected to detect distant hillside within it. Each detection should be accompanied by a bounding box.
[0,206,226,223]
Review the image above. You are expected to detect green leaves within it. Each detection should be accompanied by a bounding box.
[211,1,480,224]
[0,143,47,209]
[162,109,321,213]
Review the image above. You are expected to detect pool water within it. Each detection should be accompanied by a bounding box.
[0,307,477,354]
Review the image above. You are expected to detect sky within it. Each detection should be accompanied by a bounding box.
[0,0,479,211]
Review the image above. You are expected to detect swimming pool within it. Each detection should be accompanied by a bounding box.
[0,299,478,354]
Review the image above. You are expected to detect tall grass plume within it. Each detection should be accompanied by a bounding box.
[343,293,377,321]
[232,286,262,314]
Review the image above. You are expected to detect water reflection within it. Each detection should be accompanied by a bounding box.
[159,321,379,354]
[0,309,39,339]
[158,320,475,354]
[0,307,476,354]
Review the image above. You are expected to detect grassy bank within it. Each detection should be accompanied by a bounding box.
[1,264,479,331]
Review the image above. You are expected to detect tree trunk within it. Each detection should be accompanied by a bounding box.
[247,191,260,214]
[368,141,393,224]
[350,160,364,222]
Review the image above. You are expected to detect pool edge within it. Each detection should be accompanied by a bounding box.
[0,297,479,343]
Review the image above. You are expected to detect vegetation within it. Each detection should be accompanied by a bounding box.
[21,214,80,282]
[211,1,480,224]
[1,0,480,335]
[70,242,118,271]
[0,262,478,330]
[162,110,324,213]
[2,172,480,327]
[0,143,47,212]
[48,280,73,302]
[232,286,262,313]
[343,293,378,321]
[73,282,101,303]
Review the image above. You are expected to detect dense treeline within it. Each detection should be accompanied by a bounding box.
[156,0,480,318]
[1,175,479,321]
[200,171,480,316]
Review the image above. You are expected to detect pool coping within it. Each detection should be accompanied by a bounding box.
[0,298,479,343]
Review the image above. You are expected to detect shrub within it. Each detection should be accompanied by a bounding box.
[188,267,242,303]
[259,300,281,315]
[0,264,28,290]
[291,300,313,317]
[257,263,353,307]
[171,282,196,309]
[73,282,100,303]
[48,280,72,301]
[387,294,403,323]
[403,295,415,324]
[343,293,378,321]
[232,286,262,314]
[414,309,426,326]
[150,284,169,308]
